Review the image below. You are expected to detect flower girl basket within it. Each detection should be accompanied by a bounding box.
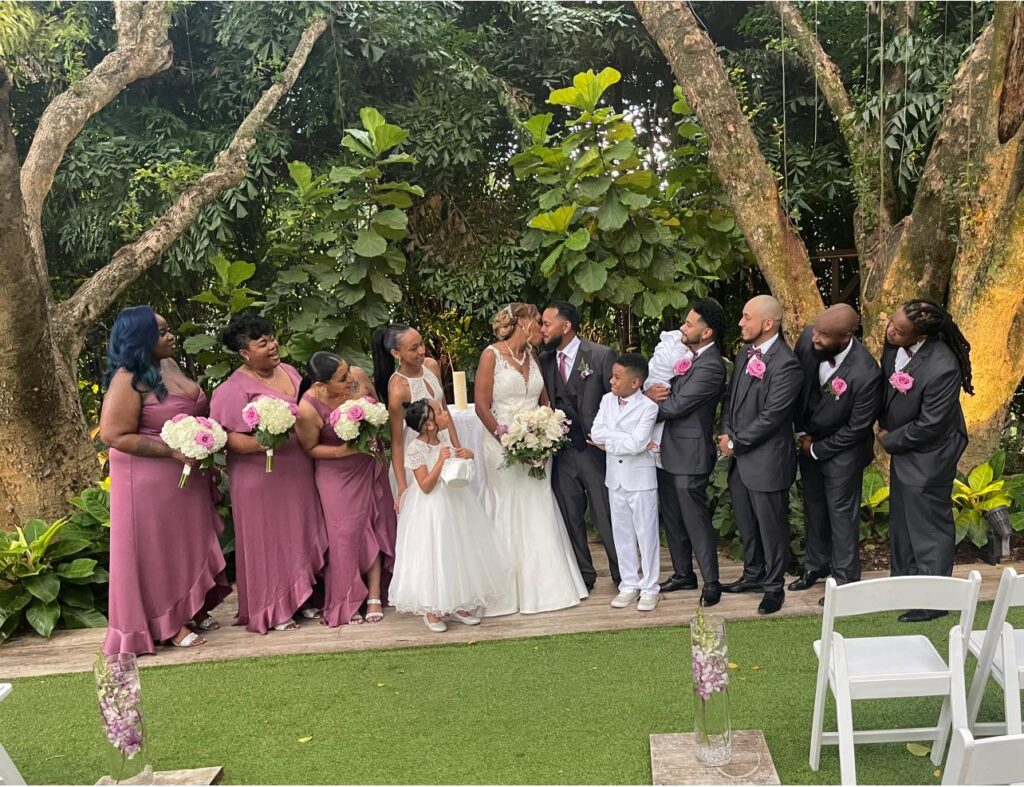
[441,457,475,488]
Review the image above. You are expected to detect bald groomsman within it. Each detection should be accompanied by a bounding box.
[719,295,803,615]
[790,305,882,605]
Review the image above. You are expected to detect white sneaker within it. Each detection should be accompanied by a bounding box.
[611,590,640,608]
[637,592,660,612]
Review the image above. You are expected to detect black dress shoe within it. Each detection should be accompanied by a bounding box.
[660,574,699,593]
[584,581,595,593]
[788,571,828,591]
[700,582,722,607]
[758,591,784,615]
[817,596,825,607]
[898,609,949,623]
[721,578,762,594]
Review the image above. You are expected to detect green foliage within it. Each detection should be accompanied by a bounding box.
[260,108,421,369]
[0,483,110,644]
[859,467,890,541]
[953,450,1020,548]
[512,69,745,319]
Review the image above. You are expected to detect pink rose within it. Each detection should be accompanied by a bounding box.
[890,371,914,394]
[747,357,766,380]
[195,416,212,428]
[830,377,848,398]
[364,396,378,404]
[674,358,692,376]
[171,413,189,423]
[288,403,299,417]
[495,424,509,437]
[346,405,365,422]
[195,430,215,448]
[242,406,260,429]
[328,409,341,427]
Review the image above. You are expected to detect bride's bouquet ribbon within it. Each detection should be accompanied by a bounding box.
[241,396,299,472]
[328,397,390,460]
[159,414,228,488]
[498,405,570,480]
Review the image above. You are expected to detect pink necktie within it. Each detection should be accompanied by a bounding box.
[617,397,627,407]
[558,352,568,383]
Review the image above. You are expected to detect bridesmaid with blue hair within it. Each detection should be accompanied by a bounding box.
[99,306,231,654]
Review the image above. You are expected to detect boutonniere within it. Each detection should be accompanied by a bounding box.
[746,356,766,380]
[824,377,848,400]
[889,371,914,394]
[578,360,593,380]
[673,357,692,376]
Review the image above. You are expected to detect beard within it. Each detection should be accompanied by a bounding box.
[543,336,563,353]
[811,345,838,362]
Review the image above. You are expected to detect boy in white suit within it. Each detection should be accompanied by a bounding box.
[590,353,661,611]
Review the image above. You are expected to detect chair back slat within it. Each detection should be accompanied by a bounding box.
[1001,568,1024,607]
[824,573,982,618]
[942,728,1024,785]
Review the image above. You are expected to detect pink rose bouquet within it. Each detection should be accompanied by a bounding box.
[329,396,390,461]
[240,396,299,472]
[159,414,227,488]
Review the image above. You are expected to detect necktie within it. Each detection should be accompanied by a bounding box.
[617,396,627,407]
[747,347,763,360]
[558,352,568,383]
[906,347,914,359]
[827,358,836,368]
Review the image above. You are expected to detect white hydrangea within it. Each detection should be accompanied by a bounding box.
[243,397,296,435]
[160,415,228,461]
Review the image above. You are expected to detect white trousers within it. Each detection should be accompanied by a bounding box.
[609,487,661,594]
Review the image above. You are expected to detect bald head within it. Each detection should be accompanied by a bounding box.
[739,295,783,344]
[811,304,859,359]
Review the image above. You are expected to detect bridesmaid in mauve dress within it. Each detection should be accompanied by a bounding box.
[296,352,397,627]
[210,314,328,633]
[99,306,231,655]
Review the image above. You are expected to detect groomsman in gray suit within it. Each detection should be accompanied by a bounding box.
[719,295,803,615]
[877,298,972,623]
[648,298,728,607]
[791,305,883,604]
[540,302,620,590]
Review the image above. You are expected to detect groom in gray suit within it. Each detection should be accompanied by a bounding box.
[719,295,803,615]
[540,302,619,590]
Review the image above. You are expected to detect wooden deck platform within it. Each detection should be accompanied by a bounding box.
[2,556,1017,680]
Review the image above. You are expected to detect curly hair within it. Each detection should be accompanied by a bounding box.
[491,303,538,341]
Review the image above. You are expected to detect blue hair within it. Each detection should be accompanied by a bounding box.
[103,306,167,400]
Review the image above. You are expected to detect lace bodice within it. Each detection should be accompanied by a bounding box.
[405,432,454,471]
[394,367,443,404]
[488,346,543,425]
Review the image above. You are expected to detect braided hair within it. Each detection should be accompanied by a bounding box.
[901,299,974,395]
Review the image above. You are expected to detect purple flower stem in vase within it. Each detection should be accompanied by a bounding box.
[690,608,731,765]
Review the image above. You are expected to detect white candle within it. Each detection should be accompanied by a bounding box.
[452,371,468,411]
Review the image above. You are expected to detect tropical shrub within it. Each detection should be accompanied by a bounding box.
[953,450,1024,547]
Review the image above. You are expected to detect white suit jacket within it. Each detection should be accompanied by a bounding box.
[590,391,659,492]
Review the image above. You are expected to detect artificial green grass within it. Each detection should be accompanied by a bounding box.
[3,603,1020,785]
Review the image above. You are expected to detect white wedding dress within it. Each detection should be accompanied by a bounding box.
[480,347,589,615]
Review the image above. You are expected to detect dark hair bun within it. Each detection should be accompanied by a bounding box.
[401,401,412,410]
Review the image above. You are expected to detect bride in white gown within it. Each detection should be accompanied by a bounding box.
[474,303,589,615]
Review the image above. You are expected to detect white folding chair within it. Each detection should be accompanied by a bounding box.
[810,573,982,785]
[966,567,1024,737]
[0,683,26,785]
[941,727,1024,785]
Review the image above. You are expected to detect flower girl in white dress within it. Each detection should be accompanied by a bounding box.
[389,399,511,632]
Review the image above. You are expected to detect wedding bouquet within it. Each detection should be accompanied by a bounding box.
[498,405,570,480]
[159,414,227,488]
[241,396,299,472]
[329,396,391,461]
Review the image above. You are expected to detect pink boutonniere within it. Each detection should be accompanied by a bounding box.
[889,370,914,394]
[825,377,848,400]
[746,356,766,380]
[578,360,593,381]
[673,357,692,376]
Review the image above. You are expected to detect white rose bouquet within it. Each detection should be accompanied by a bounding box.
[328,396,391,461]
[498,405,570,480]
[159,414,228,488]
[241,395,299,472]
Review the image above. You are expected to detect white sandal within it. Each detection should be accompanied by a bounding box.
[364,599,384,623]
[272,620,300,631]
[300,608,322,620]
[169,631,205,648]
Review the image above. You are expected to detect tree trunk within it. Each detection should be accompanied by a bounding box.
[634,0,824,333]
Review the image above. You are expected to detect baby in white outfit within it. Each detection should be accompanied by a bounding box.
[643,330,694,464]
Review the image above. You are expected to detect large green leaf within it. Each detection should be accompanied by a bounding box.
[577,176,611,201]
[0,584,31,615]
[182,334,217,354]
[539,243,564,276]
[59,583,95,609]
[287,160,313,191]
[371,208,408,231]
[46,539,91,560]
[56,558,98,580]
[61,606,107,630]
[564,228,591,251]
[575,261,608,293]
[353,229,387,258]
[615,171,654,190]
[989,450,1007,480]
[23,572,60,603]
[968,462,994,492]
[523,113,553,144]
[370,273,402,303]
[596,193,629,231]
[25,598,59,637]
[528,205,577,233]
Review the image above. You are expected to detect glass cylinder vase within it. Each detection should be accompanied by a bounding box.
[94,653,153,784]
[690,611,731,765]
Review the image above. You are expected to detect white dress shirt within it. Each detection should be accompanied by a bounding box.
[751,332,779,357]
[556,335,582,382]
[818,338,854,385]
[894,339,925,372]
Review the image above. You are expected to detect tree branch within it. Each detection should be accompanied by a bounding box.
[634,0,823,330]
[54,15,330,362]
[20,2,173,295]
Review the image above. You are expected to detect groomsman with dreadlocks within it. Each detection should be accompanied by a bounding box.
[876,298,973,623]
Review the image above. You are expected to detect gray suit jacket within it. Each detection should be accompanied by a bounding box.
[879,338,968,487]
[794,327,883,477]
[541,338,617,450]
[720,336,803,492]
[657,344,726,476]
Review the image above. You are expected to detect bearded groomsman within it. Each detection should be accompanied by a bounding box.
[647,298,728,607]
[540,302,620,591]
[719,295,803,615]
[877,299,972,623]
[790,305,883,604]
